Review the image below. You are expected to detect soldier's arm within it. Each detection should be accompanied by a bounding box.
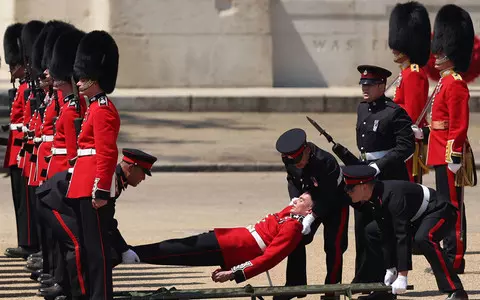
[446,80,469,164]
[375,108,415,171]
[231,222,303,283]
[404,70,429,123]
[63,106,81,162]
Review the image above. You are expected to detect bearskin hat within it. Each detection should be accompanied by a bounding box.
[39,21,76,72]
[21,20,45,66]
[388,1,431,66]
[74,30,119,94]
[431,4,474,72]
[3,23,24,66]
[49,29,85,82]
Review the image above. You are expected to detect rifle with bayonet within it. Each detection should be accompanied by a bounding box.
[69,75,84,167]
[306,116,360,166]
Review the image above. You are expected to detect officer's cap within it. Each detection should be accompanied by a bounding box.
[276,128,307,157]
[3,23,24,66]
[342,165,377,186]
[357,65,392,85]
[122,148,157,176]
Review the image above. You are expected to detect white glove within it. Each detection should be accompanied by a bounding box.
[391,275,408,294]
[289,197,299,206]
[122,249,140,264]
[301,213,315,235]
[411,125,424,140]
[448,163,461,174]
[368,163,380,176]
[22,126,28,133]
[384,267,398,286]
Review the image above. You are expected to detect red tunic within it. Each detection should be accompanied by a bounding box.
[214,205,303,282]
[47,94,86,178]
[19,91,34,175]
[427,71,469,166]
[27,110,42,186]
[4,82,28,168]
[67,93,120,199]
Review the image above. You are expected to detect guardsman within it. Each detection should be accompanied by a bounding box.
[36,148,156,300]
[353,65,415,293]
[388,1,431,183]
[66,30,120,300]
[425,4,475,275]
[343,165,468,300]
[47,29,87,179]
[3,22,39,259]
[274,128,349,300]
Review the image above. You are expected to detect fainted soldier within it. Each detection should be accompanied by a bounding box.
[66,30,121,300]
[424,4,475,274]
[352,64,415,298]
[134,192,316,284]
[36,148,157,300]
[3,22,39,259]
[388,1,431,184]
[343,165,468,300]
[273,128,350,300]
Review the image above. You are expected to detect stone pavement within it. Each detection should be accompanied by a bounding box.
[1,112,480,172]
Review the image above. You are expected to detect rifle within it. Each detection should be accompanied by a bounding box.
[71,75,83,137]
[306,116,360,166]
[385,74,400,93]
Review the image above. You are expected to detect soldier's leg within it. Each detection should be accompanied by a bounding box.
[27,185,39,249]
[10,166,23,244]
[435,166,465,272]
[362,220,385,282]
[133,231,224,266]
[323,206,349,284]
[414,205,464,293]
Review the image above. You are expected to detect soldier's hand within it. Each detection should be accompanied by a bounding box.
[92,198,108,209]
[122,249,140,264]
[411,125,424,140]
[448,163,461,174]
[384,267,397,286]
[391,275,408,294]
[212,270,234,283]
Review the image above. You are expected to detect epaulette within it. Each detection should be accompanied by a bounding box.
[98,95,109,106]
[452,73,463,81]
[410,64,419,72]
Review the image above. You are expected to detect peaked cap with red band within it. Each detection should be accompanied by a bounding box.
[122,148,157,176]
[342,165,377,185]
[357,65,392,85]
[275,128,307,157]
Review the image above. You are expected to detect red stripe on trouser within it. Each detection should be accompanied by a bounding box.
[96,211,107,300]
[447,169,464,269]
[52,210,86,295]
[330,206,348,283]
[429,218,456,290]
[25,179,30,245]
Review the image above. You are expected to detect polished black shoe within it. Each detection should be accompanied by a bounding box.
[54,296,68,300]
[4,246,37,259]
[446,289,468,300]
[30,269,43,281]
[24,259,43,272]
[38,273,53,282]
[38,283,63,298]
[40,277,56,288]
[358,291,397,300]
[27,255,42,264]
[27,251,42,260]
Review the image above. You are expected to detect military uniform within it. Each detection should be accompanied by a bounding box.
[427,4,475,274]
[274,128,349,292]
[353,65,415,286]
[389,1,431,183]
[66,30,120,300]
[343,165,468,300]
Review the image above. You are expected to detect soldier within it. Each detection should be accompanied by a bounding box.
[3,22,40,259]
[36,148,157,300]
[425,4,475,274]
[134,192,315,284]
[274,128,349,300]
[388,1,431,183]
[66,30,120,300]
[353,65,415,298]
[343,165,468,300]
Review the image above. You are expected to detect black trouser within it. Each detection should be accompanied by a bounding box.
[38,201,87,297]
[434,165,466,270]
[285,206,349,285]
[28,186,42,249]
[133,231,224,267]
[414,202,464,292]
[9,166,24,246]
[69,197,112,300]
[16,175,39,249]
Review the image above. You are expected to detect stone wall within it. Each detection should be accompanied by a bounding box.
[1,0,479,88]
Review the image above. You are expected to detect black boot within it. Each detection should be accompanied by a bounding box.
[446,289,468,300]
[40,277,56,288]
[30,269,43,281]
[4,246,37,259]
[38,283,63,298]
[24,258,43,272]
[27,251,43,260]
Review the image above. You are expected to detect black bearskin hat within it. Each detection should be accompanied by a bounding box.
[389,1,431,66]
[21,20,45,66]
[40,21,76,72]
[3,23,24,66]
[74,30,119,94]
[49,29,85,82]
[431,4,474,72]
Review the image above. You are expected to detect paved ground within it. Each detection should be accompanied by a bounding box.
[0,172,479,299]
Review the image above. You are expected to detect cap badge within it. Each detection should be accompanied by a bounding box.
[363,70,368,75]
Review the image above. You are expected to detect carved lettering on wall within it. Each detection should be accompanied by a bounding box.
[312,38,389,52]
